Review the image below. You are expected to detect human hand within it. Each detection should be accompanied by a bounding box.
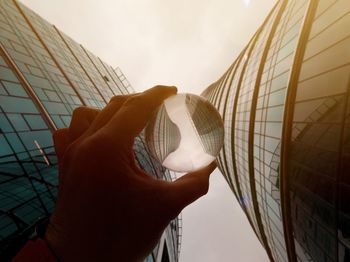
[45,86,217,261]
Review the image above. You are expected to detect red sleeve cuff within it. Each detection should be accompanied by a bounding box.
[12,239,57,262]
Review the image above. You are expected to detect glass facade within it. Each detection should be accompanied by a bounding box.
[145,104,181,163]
[185,94,224,156]
[0,1,180,261]
[202,0,350,261]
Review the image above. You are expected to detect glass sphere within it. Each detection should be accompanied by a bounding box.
[145,93,224,172]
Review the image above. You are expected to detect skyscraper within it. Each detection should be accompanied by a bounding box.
[202,0,350,261]
[0,1,180,261]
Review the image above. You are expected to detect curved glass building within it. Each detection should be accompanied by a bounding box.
[202,0,350,261]
[0,1,180,261]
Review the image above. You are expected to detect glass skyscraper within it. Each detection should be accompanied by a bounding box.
[0,0,180,261]
[202,0,350,261]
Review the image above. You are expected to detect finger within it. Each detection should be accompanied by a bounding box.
[53,128,70,162]
[84,94,136,136]
[164,161,217,215]
[69,107,100,141]
[104,86,177,146]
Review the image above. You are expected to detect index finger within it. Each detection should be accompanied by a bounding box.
[103,85,177,147]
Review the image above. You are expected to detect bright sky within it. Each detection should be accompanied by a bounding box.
[20,0,276,261]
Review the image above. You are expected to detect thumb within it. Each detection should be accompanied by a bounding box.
[166,161,217,215]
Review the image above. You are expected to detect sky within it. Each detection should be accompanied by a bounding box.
[20,0,276,261]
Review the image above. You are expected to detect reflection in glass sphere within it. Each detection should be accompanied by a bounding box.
[145,93,224,172]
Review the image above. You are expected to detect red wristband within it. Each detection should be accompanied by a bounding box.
[12,238,57,262]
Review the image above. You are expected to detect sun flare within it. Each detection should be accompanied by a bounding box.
[244,0,251,7]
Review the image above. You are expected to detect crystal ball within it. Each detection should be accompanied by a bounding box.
[145,93,224,172]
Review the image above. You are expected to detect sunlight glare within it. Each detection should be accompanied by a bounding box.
[243,0,251,7]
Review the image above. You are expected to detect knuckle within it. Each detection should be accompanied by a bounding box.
[109,95,124,104]
[71,106,92,122]
[72,106,87,117]
[153,85,165,89]
[125,95,143,107]
[73,106,98,115]
[71,107,99,128]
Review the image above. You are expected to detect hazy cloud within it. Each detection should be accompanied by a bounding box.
[180,171,268,261]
